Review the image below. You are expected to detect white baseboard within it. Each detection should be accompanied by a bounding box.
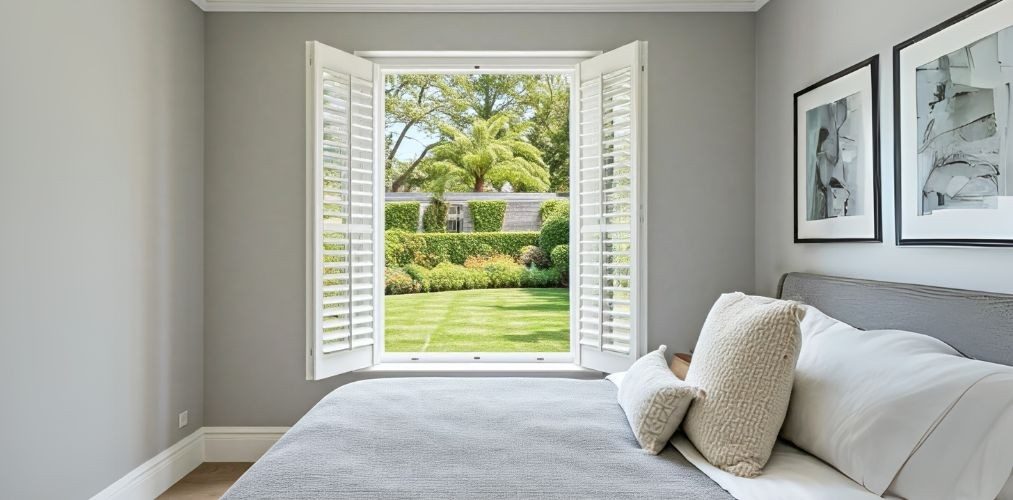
[91,429,205,500]
[203,426,290,462]
[91,426,289,500]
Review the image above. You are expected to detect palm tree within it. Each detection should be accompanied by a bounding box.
[430,114,549,192]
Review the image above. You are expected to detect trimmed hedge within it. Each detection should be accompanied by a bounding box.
[539,212,569,255]
[385,230,539,267]
[468,200,507,232]
[539,199,569,221]
[385,202,420,232]
[422,199,448,233]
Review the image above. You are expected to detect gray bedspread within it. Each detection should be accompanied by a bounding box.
[224,378,733,499]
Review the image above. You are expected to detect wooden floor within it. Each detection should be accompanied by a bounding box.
[158,463,252,499]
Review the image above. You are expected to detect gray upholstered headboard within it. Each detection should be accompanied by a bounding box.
[778,273,1013,367]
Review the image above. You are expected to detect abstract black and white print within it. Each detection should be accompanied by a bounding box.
[916,26,1012,215]
[806,93,864,220]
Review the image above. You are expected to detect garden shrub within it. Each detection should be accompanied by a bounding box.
[483,260,525,288]
[539,211,569,254]
[385,267,419,295]
[521,267,562,288]
[403,264,431,292]
[463,266,491,290]
[551,244,569,283]
[539,199,569,221]
[518,245,551,269]
[463,254,517,269]
[384,230,428,267]
[468,200,507,232]
[428,263,469,292]
[422,198,448,233]
[385,202,420,232]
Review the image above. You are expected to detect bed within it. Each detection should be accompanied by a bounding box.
[224,273,1013,499]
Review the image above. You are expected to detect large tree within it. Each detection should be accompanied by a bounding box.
[384,74,571,194]
[522,75,571,192]
[384,75,466,192]
[430,114,549,192]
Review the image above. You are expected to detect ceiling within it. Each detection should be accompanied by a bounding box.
[190,0,769,12]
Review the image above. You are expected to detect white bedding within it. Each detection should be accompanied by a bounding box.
[609,374,888,500]
[671,434,896,500]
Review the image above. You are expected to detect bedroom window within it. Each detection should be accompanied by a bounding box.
[306,42,647,379]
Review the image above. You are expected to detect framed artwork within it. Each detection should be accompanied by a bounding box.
[895,0,1013,246]
[794,56,882,243]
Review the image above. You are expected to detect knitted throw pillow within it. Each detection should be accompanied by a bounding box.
[617,345,704,454]
[682,293,805,477]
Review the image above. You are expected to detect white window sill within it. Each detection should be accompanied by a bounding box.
[357,362,602,378]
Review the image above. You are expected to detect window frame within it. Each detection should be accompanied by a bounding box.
[364,51,598,365]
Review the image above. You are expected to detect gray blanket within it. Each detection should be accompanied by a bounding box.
[224,378,732,499]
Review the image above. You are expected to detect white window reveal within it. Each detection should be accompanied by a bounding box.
[306,41,647,378]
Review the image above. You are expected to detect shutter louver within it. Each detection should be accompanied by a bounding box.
[307,42,378,380]
[576,42,645,374]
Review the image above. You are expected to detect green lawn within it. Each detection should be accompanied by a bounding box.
[384,288,570,353]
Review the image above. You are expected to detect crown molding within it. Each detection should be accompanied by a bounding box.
[191,0,768,13]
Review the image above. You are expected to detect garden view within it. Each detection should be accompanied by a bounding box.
[381,73,572,354]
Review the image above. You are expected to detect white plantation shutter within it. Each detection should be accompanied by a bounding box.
[306,42,378,380]
[576,42,646,374]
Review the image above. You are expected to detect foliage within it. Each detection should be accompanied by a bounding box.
[385,202,420,232]
[385,268,420,295]
[518,245,551,269]
[385,75,469,192]
[426,263,484,292]
[550,244,569,274]
[403,264,432,292]
[430,115,549,193]
[463,253,516,269]
[385,254,562,296]
[422,198,448,233]
[384,288,569,353]
[522,75,571,193]
[468,200,507,232]
[539,211,570,255]
[385,74,570,195]
[551,244,569,286]
[384,230,426,267]
[539,199,570,222]
[385,230,539,267]
[521,267,562,288]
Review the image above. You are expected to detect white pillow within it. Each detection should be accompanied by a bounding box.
[683,293,805,477]
[886,371,1013,500]
[783,306,1011,495]
[617,346,702,454]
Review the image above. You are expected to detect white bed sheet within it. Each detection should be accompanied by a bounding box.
[671,434,898,500]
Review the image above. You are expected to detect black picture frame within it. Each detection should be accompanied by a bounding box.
[793,56,882,244]
[893,0,1013,247]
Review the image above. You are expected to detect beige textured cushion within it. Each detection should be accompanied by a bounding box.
[617,345,703,454]
[683,292,805,477]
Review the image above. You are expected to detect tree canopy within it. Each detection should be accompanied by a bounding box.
[384,74,569,194]
[430,115,549,193]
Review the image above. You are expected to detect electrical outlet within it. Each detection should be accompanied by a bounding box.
[178,410,189,429]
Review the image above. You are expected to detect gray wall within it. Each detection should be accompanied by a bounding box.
[0,1,205,498]
[755,0,1013,296]
[204,12,756,426]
